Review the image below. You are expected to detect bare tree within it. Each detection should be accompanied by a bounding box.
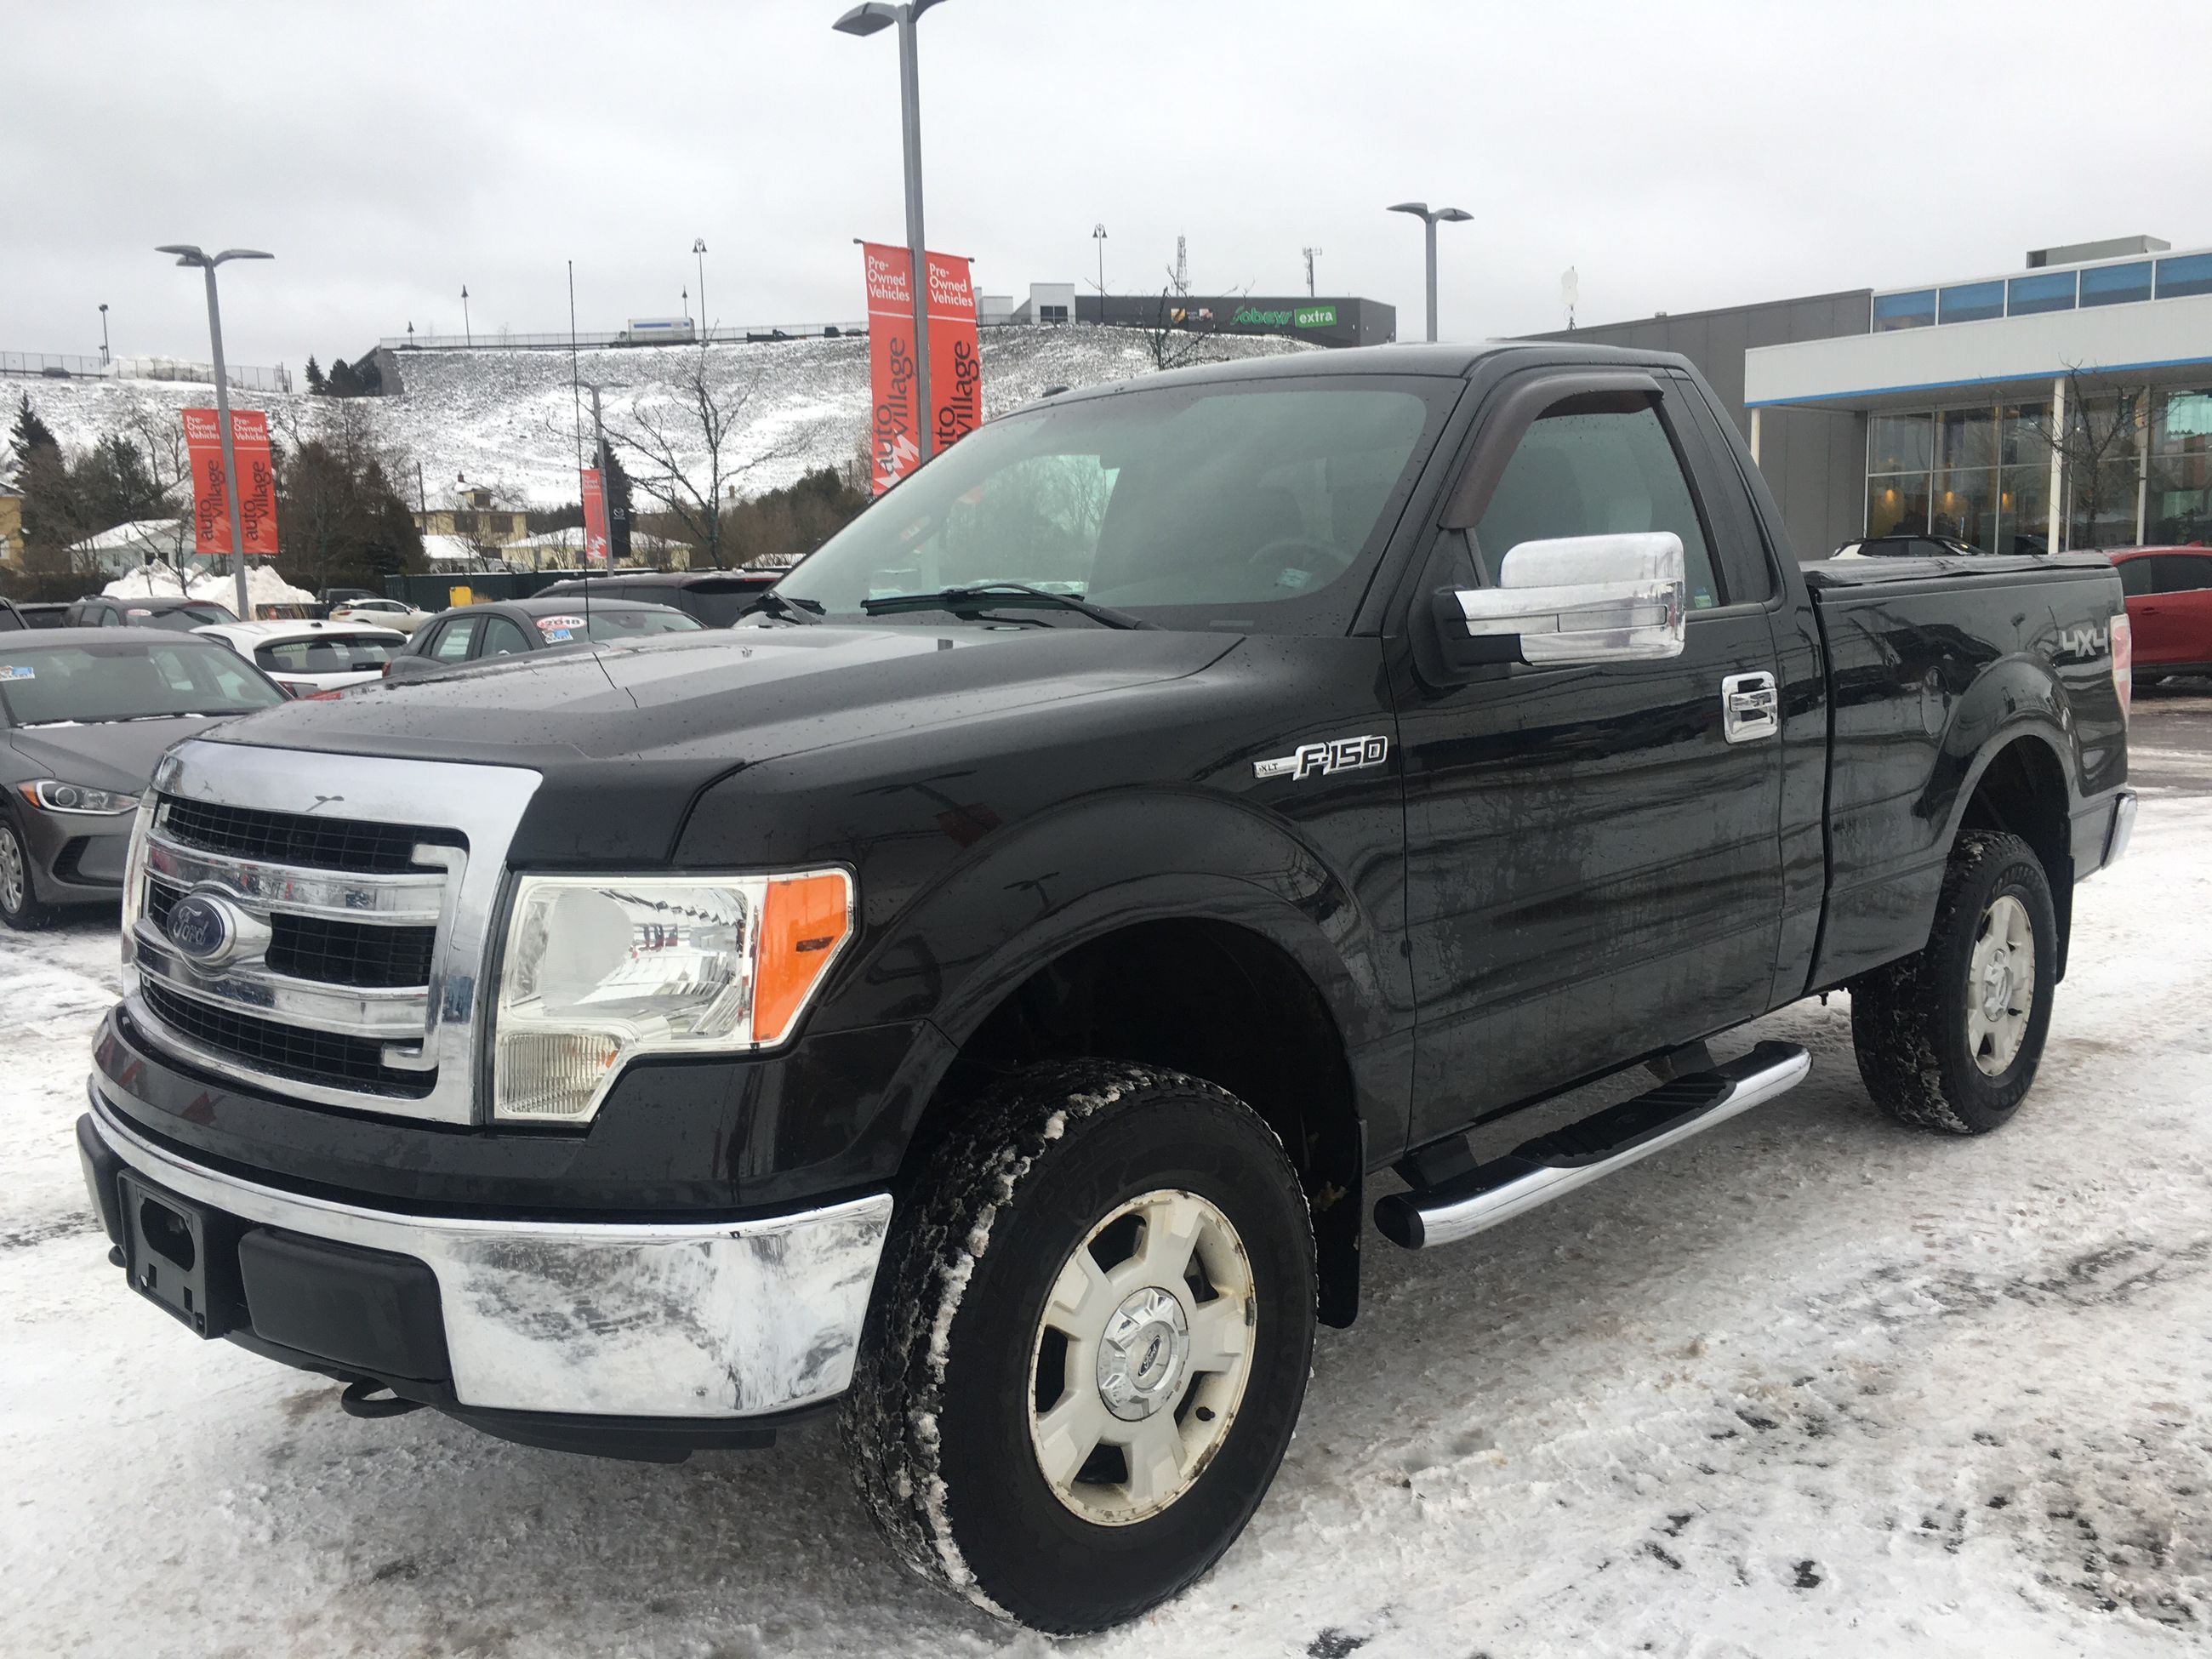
[1137,285,1224,374]
[116,395,196,579]
[602,356,792,568]
[2032,367,2146,551]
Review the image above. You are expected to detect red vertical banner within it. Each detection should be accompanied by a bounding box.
[925,252,981,457]
[183,408,278,556]
[580,469,610,564]
[862,242,920,494]
[863,244,985,494]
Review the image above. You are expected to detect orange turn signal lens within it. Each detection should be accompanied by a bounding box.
[753,871,853,1044]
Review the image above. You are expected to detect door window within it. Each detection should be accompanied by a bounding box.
[429,618,481,661]
[478,616,531,657]
[2153,553,2212,593]
[1474,400,1724,609]
[2118,558,2155,596]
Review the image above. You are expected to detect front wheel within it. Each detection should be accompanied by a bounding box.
[0,818,57,932]
[843,1060,1316,1633]
[1850,830,2056,1134]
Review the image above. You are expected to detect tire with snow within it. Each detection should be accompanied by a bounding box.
[842,1059,1315,1633]
[0,816,57,932]
[1850,830,2056,1135]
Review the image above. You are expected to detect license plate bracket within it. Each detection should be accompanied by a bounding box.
[117,1173,243,1339]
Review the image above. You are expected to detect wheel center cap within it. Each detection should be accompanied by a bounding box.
[1981,954,2013,1020]
[1095,1286,1190,1422]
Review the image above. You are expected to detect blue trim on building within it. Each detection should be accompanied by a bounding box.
[1747,350,2212,408]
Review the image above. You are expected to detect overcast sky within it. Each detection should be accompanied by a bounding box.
[8,0,2209,372]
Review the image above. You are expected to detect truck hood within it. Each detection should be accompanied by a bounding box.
[200,625,1236,864]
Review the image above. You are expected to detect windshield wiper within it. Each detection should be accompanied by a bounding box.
[860,582,1154,630]
[749,590,822,624]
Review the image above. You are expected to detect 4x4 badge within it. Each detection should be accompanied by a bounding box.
[1254,734,1390,781]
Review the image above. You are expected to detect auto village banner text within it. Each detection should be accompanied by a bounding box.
[861,242,982,494]
[182,408,278,556]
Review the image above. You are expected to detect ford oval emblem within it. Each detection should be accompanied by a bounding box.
[164,892,237,964]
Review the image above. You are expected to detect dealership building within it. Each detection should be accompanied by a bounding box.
[979,284,1396,350]
[1531,234,2212,561]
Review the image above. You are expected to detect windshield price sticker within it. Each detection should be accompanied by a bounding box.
[537,615,585,634]
[0,665,33,681]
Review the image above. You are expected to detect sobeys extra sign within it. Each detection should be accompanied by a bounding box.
[1230,304,1338,330]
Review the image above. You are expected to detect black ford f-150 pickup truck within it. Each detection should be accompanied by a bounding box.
[76,343,2134,1633]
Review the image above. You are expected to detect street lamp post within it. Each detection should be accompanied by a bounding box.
[98,303,111,367]
[1386,202,1472,342]
[834,0,947,465]
[155,244,271,624]
[1092,224,1107,322]
[693,239,709,343]
[461,285,472,347]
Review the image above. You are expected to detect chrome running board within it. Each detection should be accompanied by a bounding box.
[1374,1040,1811,1250]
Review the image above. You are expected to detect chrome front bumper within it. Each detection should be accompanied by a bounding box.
[85,1095,892,1419]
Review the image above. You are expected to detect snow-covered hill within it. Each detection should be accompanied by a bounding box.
[4,328,1314,509]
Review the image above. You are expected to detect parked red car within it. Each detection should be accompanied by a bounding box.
[2111,546,2212,680]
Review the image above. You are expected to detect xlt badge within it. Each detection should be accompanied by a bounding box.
[1254,734,1390,781]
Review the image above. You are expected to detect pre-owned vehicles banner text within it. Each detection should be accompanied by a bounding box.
[182,408,278,556]
[862,242,982,494]
[581,469,610,564]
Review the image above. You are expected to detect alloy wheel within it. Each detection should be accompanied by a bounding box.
[0,825,25,915]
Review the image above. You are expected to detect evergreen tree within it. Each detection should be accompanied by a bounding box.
[305,356,325,394]
[8,393,59,481]
[354,356,383,395]
[326,358,362,397]
[9,394,77,553]
[74,435,167,533]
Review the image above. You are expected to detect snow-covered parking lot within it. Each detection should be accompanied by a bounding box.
[4,691,2209,1658]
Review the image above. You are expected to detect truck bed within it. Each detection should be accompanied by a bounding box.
[1799,552,2129,989]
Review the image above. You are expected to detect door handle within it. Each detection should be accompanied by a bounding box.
[1721,671,1779,744]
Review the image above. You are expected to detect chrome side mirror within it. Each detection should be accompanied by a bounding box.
[1439,532,1687,667]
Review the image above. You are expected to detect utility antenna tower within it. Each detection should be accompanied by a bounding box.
[1302,245,1324,297]
[1173,236,1189,296]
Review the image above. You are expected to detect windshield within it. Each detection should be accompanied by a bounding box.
[772,377,1449,631]
[256,636,403,675]
[0,641,284,724]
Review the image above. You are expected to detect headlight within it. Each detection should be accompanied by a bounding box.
[492,869,854,1123]
[19,780,140,815]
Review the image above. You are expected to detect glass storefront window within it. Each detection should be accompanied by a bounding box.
[1873,290,1936,331]
[2155,389,2212,452]
[2146,454,2212,545]
[1933,465,1996,549]
[1869,412,1932,472]
[2079,261,2152,307]
[2155,253,2212,299]
[2007,271,2077,316]
[1939,282,2004,323]
[1938,408,1997,472]
[2068,460,2141,550]
[2001,402,2051,466]
[1867,475,1930,538]
[1994,465,2050,556]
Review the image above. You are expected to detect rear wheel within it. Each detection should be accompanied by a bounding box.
[843,1060,1315,1633]
[1850,830,2056,1134]
[0,818,57,932]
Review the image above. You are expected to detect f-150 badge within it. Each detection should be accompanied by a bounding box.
[1254,734,1390,781]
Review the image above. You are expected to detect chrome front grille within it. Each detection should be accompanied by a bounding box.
[122,740,544,1125]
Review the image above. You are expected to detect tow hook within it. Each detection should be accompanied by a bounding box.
[339,1378,424,1420]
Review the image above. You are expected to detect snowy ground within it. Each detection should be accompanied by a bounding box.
[3,688,2209,1658]
[6,327,1310,510]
